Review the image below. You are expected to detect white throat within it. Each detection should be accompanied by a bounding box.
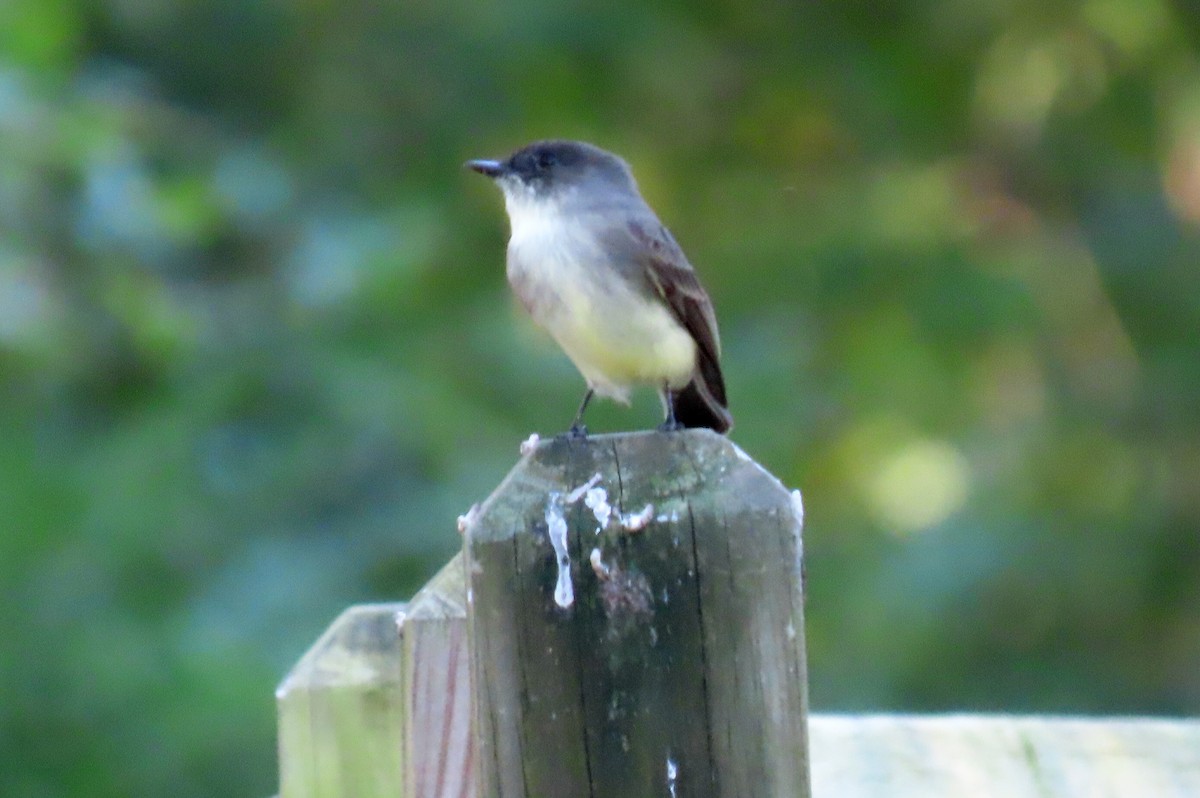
[500,180,581,247]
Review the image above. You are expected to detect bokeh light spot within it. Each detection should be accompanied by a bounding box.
[867,439,971,535]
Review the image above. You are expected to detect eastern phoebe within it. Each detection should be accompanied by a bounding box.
[467,140,732,435]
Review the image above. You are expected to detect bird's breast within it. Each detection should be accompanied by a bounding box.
[505,217,696,398]
[505,211,596,320]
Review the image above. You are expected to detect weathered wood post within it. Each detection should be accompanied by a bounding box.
[276,603,408,798]
[464,429,810,797]
[276,556,474,798]
[274,430,1200,797]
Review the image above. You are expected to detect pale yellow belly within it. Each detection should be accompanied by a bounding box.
[548,284,697,402]
[507,216,697,401]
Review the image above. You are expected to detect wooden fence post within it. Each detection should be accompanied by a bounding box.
[276,556,473,798]
[274,429,1200,796]
[463,429,810,798]
[276,603,408,798]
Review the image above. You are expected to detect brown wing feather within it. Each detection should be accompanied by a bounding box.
[629,221,730,414]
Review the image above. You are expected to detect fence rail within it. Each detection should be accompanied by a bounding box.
[275,431,1200,797]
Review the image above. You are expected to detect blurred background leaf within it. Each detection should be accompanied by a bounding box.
[1,0,1198,795]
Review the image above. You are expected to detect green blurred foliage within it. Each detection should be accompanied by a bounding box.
[2,0,1199,794]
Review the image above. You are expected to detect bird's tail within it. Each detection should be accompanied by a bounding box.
[671,375,733,433]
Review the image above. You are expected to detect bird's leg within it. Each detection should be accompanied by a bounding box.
[568,388,594,438]
[659,385,684,432]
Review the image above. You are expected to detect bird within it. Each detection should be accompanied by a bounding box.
[467,140,732,435]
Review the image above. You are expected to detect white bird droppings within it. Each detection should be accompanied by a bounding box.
[519,433,541,455]
[589,547,610,579]
[545,495,573,609]
[584,486,612,529]
[541,474,609,609]
[456,503,481,535]
[620,503,655,532]
[565,472,603,504]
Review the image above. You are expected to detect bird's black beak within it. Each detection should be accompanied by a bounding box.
[466,159,505,178]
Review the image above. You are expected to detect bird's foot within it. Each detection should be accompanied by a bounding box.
[565,423,589,439]
[657,419,685,433]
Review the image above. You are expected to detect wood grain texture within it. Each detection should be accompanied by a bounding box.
[277,603,408,798]
[276,557,474,798]
[274,562,1200,797]
[403,554,476,798]
[810,714,1200,797]
[463,429,810,798]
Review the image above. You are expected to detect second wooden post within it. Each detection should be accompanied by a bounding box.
[464,429,809,798]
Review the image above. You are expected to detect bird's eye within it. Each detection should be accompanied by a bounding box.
[536,151,557,169]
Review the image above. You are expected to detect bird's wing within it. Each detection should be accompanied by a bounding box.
[627,219,727,407]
